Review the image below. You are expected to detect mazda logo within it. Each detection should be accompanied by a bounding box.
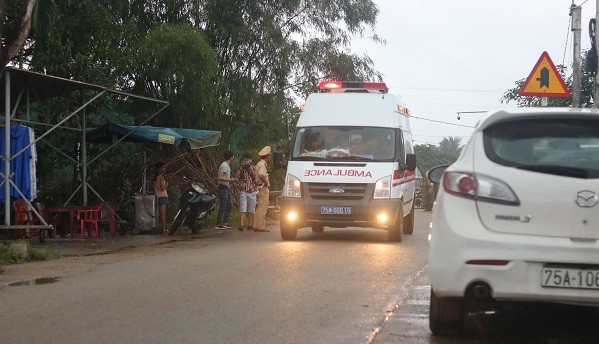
[575,190,598,208]
[329,188,345,195]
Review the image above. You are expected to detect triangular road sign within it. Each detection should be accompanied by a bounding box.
[518,51,571,97]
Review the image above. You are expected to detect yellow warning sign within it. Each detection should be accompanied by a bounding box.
[518,51,571,97]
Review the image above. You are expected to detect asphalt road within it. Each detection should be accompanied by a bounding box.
[2,210,599,344]
[0,210,430,344]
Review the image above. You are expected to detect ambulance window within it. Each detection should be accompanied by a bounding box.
[292,126,396,161]
[396,131,405,162]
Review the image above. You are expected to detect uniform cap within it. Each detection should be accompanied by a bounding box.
[259,146,271,156]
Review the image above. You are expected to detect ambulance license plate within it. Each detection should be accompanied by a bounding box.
[320,206,352,215]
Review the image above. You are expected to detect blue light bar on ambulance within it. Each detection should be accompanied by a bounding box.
[318,80,388,93]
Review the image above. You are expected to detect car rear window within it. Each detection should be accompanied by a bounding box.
[483,117,599,178]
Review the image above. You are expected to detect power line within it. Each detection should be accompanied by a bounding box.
[390,86,504,93]
[411,115,476,128]
[407,100,503,108]
[562,7,571,66]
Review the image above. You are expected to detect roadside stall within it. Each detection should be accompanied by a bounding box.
[86,122,220,234]
[0,67,169,241]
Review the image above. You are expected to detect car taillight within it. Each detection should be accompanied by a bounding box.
[443,171,475,196]
[442,171,520,206]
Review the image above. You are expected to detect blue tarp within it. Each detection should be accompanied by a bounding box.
[0,125,33,200]
[86,122,221,149]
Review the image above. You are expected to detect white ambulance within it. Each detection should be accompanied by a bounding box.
[277,81,417,242]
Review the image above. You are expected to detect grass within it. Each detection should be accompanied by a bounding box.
[0,240,62,265]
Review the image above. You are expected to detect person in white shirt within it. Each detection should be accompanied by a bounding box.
[215,150,237,229]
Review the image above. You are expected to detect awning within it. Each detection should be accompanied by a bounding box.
[86,122,221,149]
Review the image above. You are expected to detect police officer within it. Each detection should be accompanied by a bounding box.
[252,146,271,232]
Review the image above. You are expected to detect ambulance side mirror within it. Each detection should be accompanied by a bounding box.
[400,153,416,172]
[273,151,287,170]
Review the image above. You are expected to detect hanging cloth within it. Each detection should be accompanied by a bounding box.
[28,127,37,200]
[0,125,34,200]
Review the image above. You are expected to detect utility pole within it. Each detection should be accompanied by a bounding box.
[572,4,582,108]
[595,0,599,107]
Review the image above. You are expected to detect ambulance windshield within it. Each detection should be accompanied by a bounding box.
[292,126,396,162]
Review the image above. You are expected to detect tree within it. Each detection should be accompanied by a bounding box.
[8,0,386,217]
[414,142,459,176]
[1,0,56,69]
[438,136,462,157]
[194,0,383,148]
[128,23,219,129]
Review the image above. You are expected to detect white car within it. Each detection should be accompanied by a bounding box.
[427,108,599,336]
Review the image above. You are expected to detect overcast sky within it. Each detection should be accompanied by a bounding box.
[350,0,596,146]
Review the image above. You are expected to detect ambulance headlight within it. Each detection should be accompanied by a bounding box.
[374,175,391,199]
[285,173,301,198]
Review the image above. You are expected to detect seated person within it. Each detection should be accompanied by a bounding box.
[360,136,393,159]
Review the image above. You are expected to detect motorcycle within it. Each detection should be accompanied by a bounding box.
[169,179,217,236]
[414,186,423,209]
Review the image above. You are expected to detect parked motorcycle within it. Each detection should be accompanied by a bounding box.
[169,180,217,236]
[414,186,423,208]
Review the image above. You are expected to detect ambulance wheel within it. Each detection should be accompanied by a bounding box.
[403,203,415,234]
[388,208,403,242]
[281,223,297,240]
[311,225,324,233]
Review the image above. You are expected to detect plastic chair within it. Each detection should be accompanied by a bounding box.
[12,200,36,238]
[77,203,103,239]
[99,202,117,237]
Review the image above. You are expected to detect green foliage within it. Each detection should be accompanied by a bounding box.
[5,0,385,225]
[28,247,61,261]
[415,143,459,176]
[129,23,219,129]
[0,242,27,264]
[438,136,462,157]
[0,241,61,265]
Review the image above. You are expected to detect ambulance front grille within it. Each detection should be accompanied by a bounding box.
[306,183,367,200]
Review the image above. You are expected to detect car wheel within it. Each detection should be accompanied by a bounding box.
[311,225,324,233]
[403,203,415,234]
[429,288,465,336]
[281,222,297,240]
[388,207,403,242]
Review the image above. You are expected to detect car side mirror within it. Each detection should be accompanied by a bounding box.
[273,151,287,170]
[400,153,416,171]
[426,164,449,184]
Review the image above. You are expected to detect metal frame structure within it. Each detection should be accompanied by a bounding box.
[0,67,169,232]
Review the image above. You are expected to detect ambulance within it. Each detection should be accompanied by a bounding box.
[277,81,417,242]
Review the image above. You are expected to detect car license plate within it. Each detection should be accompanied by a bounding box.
[320,206,352,215]
[542,267,599,290]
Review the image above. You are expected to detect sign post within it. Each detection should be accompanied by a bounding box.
[518,51,571,105]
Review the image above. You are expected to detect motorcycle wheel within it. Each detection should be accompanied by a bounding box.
[169,211,186,236]
[191,217,205,234]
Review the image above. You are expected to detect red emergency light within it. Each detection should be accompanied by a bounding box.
[318,80,388,92]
